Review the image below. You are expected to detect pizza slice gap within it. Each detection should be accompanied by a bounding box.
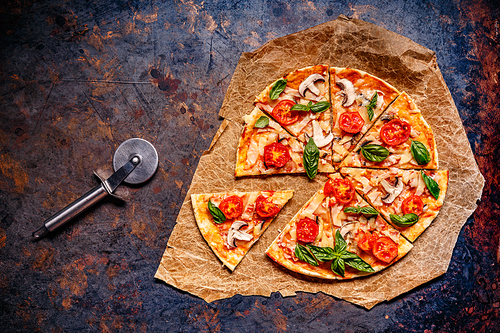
[341,167,449,242]
[191,190,293,271]
[340,92,439,169]
[254,65,335,170]
[329,67,401,166]
[265,173,412,280]
[235,107,333,177]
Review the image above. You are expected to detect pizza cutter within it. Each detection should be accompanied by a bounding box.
[32,138,158,241]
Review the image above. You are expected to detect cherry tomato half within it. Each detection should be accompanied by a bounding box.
[339,112,365,134]
[219,196,243,219]
[264,142,291,168]
[296,218,319,243]
[402,195,424,215]
[372,237,398,263]
[272,100,298,125]
[255,195,280,218]
[357,231,378,253]
[331,178,355,204]
[380,119,411,146]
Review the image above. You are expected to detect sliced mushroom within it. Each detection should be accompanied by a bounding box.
[380,177,404,204]
[336,79,356,107]
[298,74,325,97]
[379,113,395,121]
[356,94,370,107]
[340,221,357,239]
[310,120,334,148]
[226,221,253,249]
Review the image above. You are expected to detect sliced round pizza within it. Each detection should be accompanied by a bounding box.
[254,65,335,168]
[192,190,293,271]
[265,173,412,279]
[235,107,334,177]
[340,167,448,242]
[340,92,438,169]
[329,67,401,165]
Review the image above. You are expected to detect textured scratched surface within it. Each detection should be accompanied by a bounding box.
[0,0,498,332]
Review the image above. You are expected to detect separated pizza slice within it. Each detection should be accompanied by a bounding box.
[265,173,412,279]
[341,167,448,242]
[330,67,400,165]
[340,92,438,169]
[254,65,335,166]
[192,190,293,271]
[235,107,334,178]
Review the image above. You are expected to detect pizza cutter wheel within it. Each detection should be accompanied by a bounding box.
[32,138,158,241]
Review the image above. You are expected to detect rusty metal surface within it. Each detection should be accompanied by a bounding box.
[0,0,498,331]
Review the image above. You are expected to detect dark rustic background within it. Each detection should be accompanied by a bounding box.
[0,0,498,332]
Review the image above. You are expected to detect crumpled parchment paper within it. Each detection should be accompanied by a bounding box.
[155,15,484,309]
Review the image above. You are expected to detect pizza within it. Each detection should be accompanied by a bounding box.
[235,107,334,177]
[191,190,293,270]
[329,67,401,165]
[340,167,448,242]
[340,92,438,169]
[265,174,412,279]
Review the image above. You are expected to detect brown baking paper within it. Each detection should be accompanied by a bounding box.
[155,16,485,309]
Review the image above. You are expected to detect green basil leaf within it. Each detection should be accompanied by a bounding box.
[366,92,378,121]
[306,245,335,262]
[390,213,419,227]
[303,138,319,180]
[295,244,319,266]
[343,206,379,217]
[345,257,375,273]
[254,116,269,128]
[269,79,287,100]
[334,230,347,253]
[361,144,390,162]
[331,258,345,277]
[421,171,440,200]
[310,101,331,113]
[208,199,226,224]
[290,103,310,111]
[340,252,359,260]
[411,140,431,165]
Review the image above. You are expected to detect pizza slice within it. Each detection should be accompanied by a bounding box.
[340,92,438,169]
[235,107,334,178]
[191,190,293,271]
[265,173,412,279]
[329,67,400,165]
[254,65,335,166]
[341,167,448,242]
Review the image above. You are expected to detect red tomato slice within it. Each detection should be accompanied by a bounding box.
[264,142,291,168]
[331,178,355,204]
[296,218,319,243]
[339,112,365,134]
[255,195,280,218]
[372,237,398,263]
[323,179,335,197]
[357,231,377,253]
[272,100,298,125]
[219,196,243,219]
[380,119,411,146]
[402,195,424,215]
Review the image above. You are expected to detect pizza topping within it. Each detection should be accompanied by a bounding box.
[219,196,244,219]
[365,92,378,121]
[380,119,411,146]
[208,199,226,224]
[339,112,365,134]
[264,142,291,168]
[336,79,357,107]
[410,140,431,165]
[372,237,398,263]
[402,195,424,215]
[360,144,390,162]
[298,74,325,97]
[343,206,379,217]
[255,195,280,217]
[254,116,270,128]
[379,113,395,122]
[272,100,299,125]
[331,178,355,204]
[357,230,377,252]
[303,138,319,179]
[421,171,440,200]
[380,177,404,204]
[269,78,288,100]
[296,217,319,243]
[226,221,254,248]
[305,120,334,148]
[390,213,419,228]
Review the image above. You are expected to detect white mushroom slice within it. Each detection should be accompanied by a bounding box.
[226,221,253,249]
[311,120,334,148]
[380,177,404,204]
[340,222,356,239]
[336,79,356,107]
[298,74,325,97]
